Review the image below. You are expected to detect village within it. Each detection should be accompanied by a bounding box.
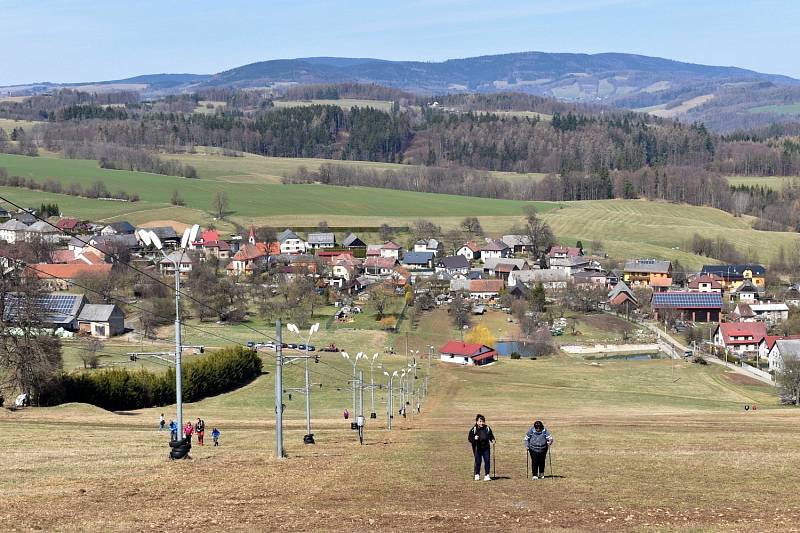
[1,206,798,391]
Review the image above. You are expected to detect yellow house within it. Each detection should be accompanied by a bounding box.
[623,259,673,287]
[700,264,766,291]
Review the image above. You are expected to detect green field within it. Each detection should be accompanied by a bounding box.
[273,98,398,112]
[727,175,800,190]
[748,102,800,115]
[0,118,40,133]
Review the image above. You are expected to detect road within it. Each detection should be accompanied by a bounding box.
[640,321,776,387]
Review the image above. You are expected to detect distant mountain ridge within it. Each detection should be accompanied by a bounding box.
[3,51,800,131]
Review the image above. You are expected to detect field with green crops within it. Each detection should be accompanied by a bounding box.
[727,175,800,190]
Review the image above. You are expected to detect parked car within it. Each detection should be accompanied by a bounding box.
[287,343,298,349]
[246,341,256,348]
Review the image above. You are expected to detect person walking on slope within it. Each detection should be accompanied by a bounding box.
[159,413,165,431]
[211,427,220,446]
[195,418,205,446]
[183,421,194,442]
[524,420,554,479]
[468,414,495,481]
[168,420,177,441]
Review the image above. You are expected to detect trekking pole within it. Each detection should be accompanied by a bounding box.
[525,449,529,479]
[548,446,554,479]
[492,441,496,479]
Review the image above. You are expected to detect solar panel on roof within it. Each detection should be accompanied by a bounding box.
[652,292,722,309]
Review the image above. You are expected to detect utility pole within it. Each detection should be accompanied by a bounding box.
[358,370,364,419]
[304,356,312,442]
[275,318,284,459]
[173,259,184,437]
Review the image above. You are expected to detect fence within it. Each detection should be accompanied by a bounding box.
[740,362,774,382]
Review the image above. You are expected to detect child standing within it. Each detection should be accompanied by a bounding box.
[168,420,177,441]
[211,427,220,446]
[159,413,165,431]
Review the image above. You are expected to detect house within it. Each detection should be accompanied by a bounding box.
[768,339,800,372]
[413,239,442,256]
[366,244,383,257]
[277,229,307,254]
[401,251,435,270]
[502,234,532,254]
[436,255,470,275]
[608,281,638,309]
[480,240,511,262]
[456,241,481,262]
[651,292,722,322]
[734,279,759,303]
[439,341,497,366]
[493,262,519,282]
[573,270,607,286]
[784,285,800,307]
[466,279,505,300]
[77,304,125,338]
[549,255,592,275]
[89,234,140,256]
[25,221,61,243]
[548,245,582,259]
[713,322,767,356]
[758,335,800,362]
[341,233,367,250]
[700,264,766,292]
[226,243,269,275]
[482,257,529,277]
[687,274,724,294]
[332,255,361,281]
[733,302,756,321]
[624,259,673,287]
[3,292,87,330]
[159,251,197,277]
[508,269,569,290]
[379,241,402,260]
[364,256,398,276]
[145,226,180,246]
[27,263,113,291]
[196,240,231,259]
[54,218,86,233]
[306,232,336,249]
[0,220,29,243]
[14,212,37,225]
[748,302,790,324]
[100,221,136,235]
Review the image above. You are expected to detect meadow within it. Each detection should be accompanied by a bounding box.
[2,337,797,531]
[727,175,800,190]
[0,117,40,133]
[748,102,800,116]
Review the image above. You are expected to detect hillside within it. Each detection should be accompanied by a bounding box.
[4,51,799,132]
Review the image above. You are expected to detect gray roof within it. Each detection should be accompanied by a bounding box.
[78,304,122,322]
[438,255,470,269]
[483,257,529,271]
[402,251,435,265]
[27,221,58,233]
[107,221,136,234]
[482,239,510,252]
[608,281,636,301]
[0,220,29,231]
[278,229,301,242]
[449,279,470,292]
[774,340,800,359]
[502,234,532,247]
[342,233,365,247]
[307,232,335,244]
[550,256,591,267]
[145,226,179,240]
[92,234,140,249]
[159,250,195,264]
[512,269,570,283]
[15,212,37,224]
[624,259,672,274]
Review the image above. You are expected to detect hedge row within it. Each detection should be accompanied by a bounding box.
[39,346,262,411]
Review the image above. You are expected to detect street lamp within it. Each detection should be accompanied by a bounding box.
[383,370,397,429]
[137,223,199,440]
[341,351,366,420]
[368,352,381,419]
[287,322,319,444]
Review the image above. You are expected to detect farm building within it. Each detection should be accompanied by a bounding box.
[651,292,722,322]
[439,341,497,366]
[700,264,766,291]
[77,304,125,338]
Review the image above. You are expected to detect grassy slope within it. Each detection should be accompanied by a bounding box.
[0,118,40,133]
[728,175,800,190]
[748,102,800,115]
[2,342,797,530]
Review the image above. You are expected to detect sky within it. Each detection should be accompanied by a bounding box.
[2,0,799,85]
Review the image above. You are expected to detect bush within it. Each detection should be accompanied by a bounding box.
[39,346,262,411]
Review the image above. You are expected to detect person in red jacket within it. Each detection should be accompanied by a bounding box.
[195,418,205,445]
[183,421,194,441]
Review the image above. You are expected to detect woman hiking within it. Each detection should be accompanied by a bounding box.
[524,420,554,479]
[468,414,495,481]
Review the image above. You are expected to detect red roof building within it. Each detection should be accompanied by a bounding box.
[439,341,497,366]
[548,245,582,258]
[28,263,113,291]
[713,322,767,355]
[688,274,724,293]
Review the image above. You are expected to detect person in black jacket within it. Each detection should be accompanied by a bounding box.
[468,414,495,481]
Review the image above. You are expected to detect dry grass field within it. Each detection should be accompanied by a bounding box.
[3,344,799,531]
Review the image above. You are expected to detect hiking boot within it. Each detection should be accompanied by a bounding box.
[538,475,545,479]
[474,474,480,481]
[484,475,491,481]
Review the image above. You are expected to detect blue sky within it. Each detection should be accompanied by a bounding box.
[2,0,799,85]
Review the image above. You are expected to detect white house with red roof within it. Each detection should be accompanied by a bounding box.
[547,245,582,259]
[439,341,497,366]
[456,241,481,262]
[688,274,724,293]
[379,241,402,260]
[480,239,511,263]
[713,322,767,355]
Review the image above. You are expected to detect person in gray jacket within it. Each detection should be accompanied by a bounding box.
[524,420,553,479]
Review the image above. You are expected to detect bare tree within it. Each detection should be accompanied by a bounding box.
[212,191,229,220]
[778,358,800,405]
[379,224,393,242]
[81,337,104,369]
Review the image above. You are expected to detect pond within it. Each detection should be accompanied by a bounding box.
[495,341,539,357]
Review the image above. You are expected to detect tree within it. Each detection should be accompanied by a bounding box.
[443,229,465,255]
[379,224,393,242]
[460,217,483,237]
[0,272,63,402]
[777,358,800,405]
[170,190,185,206]
[254,226,277,244]
[317,220,330,232]
[411,219,441,241]
[576,240,584,253]
[522,206,555,259]
[449,293,471,330]
[371,290,390,320]
[464,324,496,347]
[139,297,175,339]
[81,337,104,369]
[212,191,229,220]
[530,283,546,312]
